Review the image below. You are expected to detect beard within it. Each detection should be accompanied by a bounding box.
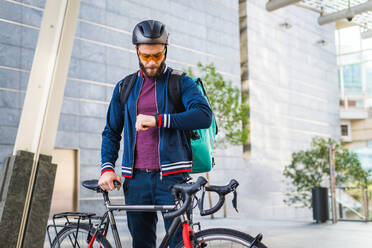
[139,59,165,79]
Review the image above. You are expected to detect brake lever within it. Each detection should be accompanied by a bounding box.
[232,190,238,213]
[197,187,206,213]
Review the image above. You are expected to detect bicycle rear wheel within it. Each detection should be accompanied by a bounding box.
[51,223,112,248]
[176,228,268,248]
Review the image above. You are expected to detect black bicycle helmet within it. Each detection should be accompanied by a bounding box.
[132,20,169,45]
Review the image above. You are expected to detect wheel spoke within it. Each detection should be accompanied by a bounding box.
[52,224,110,248]
[66,233,83,248]
[177,228,267,248]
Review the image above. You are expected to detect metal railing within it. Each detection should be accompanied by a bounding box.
[334,186,369,222]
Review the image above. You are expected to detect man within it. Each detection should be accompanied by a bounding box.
[98,20,212,248]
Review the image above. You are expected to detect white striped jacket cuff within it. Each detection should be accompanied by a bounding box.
[161,114,171,128]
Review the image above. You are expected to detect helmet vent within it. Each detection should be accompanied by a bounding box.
[139,25,144,35]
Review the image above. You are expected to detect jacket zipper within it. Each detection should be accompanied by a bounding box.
[130,76,143,176]
[155,79,162,180]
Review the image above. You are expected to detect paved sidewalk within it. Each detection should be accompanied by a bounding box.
[107,214,372,247]
[195,217,372,247]
[45,215,372,247]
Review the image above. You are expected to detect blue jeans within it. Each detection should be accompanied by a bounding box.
[123,170,188,248]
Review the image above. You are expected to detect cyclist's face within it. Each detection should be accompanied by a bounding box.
[137,44,166,78]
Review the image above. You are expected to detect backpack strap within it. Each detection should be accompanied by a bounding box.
[168,69,186,113]
[168,69,199,139]
[119,71,138,108]
[195,78,218,135]
[195,78,209,102]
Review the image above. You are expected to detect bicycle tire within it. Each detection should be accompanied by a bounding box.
[175,228,268,248]
[51,223,112,248]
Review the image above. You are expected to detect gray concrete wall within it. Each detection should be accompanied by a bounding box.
[207,0,340,220]
[0,0,45,167]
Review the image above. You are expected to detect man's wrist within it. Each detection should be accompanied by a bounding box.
[101,168,115,175]
[153,114,158,127]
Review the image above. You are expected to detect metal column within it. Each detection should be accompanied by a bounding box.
[329,145,338,223]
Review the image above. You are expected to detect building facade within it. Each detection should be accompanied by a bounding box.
[337,24,372,172]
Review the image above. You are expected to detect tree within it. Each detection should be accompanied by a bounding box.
[282,137,370,208]
[186,62,249,147]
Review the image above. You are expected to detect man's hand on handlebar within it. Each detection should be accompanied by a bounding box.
[98,171,122,191]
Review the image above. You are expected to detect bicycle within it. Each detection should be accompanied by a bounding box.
[46,176,267,248]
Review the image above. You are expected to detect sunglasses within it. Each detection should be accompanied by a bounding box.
[137,49,166,62]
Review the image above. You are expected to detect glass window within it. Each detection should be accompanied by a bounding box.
[339,26,361,53]
[343,64,362,95]
[364,62,372,96]
[341,125,348,136]
[351,147,372,170]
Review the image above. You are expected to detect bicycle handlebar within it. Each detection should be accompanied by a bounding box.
[199,179,239,216]
[163,176,208,219]
[113,180,121,187]
[93,177,238,219]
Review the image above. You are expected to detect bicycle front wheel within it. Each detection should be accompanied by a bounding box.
[51,223,112,248]
[176,228,268,248]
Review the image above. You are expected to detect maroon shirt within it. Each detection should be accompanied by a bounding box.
[134,74,160,169]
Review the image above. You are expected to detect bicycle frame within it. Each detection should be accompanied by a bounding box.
[92,191,189,248]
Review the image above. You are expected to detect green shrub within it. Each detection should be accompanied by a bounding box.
[283,137,370,208]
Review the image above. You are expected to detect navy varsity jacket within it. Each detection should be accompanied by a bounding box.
[100,66,212,178]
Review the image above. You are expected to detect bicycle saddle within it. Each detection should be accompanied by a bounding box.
[82,179,121,192]
[82,179,101,191]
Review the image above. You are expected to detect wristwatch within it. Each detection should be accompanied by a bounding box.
[154,114,159,127]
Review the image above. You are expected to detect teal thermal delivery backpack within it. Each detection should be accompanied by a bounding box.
[119,69,218,174]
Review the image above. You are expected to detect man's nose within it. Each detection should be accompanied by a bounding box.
[148,59,157,66]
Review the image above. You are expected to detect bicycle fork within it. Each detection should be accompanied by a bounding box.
[182,222,193,248]
[179,205,195,248]
[159,199,195,248]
